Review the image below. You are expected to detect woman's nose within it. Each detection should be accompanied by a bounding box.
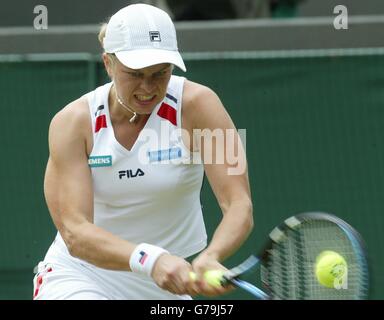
[139,77,155,92]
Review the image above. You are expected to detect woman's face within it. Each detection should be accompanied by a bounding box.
[105,54,173,115]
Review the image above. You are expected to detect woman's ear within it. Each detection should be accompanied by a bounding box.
[102,53,114,79]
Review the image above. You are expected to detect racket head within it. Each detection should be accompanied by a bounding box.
[259,212,369,300]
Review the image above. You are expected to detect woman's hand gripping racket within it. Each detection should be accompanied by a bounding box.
[190,212,369,299]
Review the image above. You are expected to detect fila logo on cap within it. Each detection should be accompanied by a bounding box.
[149,31,161,42]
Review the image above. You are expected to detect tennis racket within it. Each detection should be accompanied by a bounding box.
[192,212,369,300]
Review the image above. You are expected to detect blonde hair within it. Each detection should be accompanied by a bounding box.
[98,22,117,66]
[98,23,108,49]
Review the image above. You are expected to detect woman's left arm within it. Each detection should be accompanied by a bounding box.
[182,81,254,293]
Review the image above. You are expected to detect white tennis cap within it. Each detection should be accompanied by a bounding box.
[103,4,186,72]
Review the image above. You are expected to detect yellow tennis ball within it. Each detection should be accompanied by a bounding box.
[189,272,197,282]
[315,250,348,288]
[204,270,225,288]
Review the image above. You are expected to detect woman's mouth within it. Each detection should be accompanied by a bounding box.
[134,94,156,106]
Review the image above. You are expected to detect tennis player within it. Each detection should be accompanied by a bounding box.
[33,3,253,299]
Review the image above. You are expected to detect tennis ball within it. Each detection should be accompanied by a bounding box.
[315,250,348,288]
[204,270,225,288]
[189,270,225,287]
[189,272,197,281]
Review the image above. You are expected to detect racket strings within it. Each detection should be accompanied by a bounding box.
[262,220,368,299]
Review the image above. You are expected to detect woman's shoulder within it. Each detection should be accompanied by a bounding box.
[183,79,218,104]
[49,96,91,136]
[182,80,224,125]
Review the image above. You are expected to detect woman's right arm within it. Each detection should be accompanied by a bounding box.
[44,99,136,270]
[44,100,197,295]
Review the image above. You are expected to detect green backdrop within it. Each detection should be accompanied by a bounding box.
[0,52,383,299]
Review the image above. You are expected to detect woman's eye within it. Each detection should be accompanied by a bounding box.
[154,71,167,77]
[125,72,141,77]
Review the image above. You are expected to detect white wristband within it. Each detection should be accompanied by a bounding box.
[129,243,169,277]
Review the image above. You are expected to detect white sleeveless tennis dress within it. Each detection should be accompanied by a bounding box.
[33,75,207,300]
